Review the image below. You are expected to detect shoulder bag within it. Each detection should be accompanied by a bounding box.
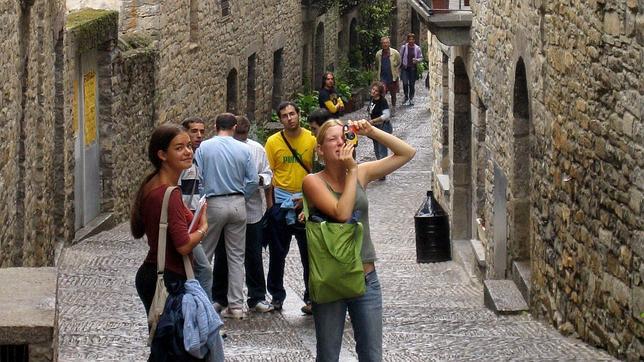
[147,186,196,346]
[303,195,365,304]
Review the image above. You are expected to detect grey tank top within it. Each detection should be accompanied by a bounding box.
[308,180,377,263]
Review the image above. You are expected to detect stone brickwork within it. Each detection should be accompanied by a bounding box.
[425,0,642,359]
[395,0,428,51]
[108,44,157,222]
[150,1,303,124]
[0,0,66,267]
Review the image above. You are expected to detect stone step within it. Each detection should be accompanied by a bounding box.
[483,279,529,315]
[512,260,532,305]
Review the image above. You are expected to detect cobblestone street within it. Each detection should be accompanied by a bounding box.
[57,84,615,361]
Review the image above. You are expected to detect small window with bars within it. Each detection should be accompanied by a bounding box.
[0,345,28,362]
[221,0,230,17]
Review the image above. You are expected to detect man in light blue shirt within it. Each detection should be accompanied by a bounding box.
[195,113,258,319]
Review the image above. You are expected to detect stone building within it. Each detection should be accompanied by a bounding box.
[0,0,66,268]
[411,0,642,359]
[0,0,416,266]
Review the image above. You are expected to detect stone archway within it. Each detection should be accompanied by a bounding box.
[314,22,325,88]
[450,57,472,240]
[510,58,532,263]
[348,18,358,66]
[226,68,238,113]
[272,49,284,112]
[440,52,449,173]
[246,54,256,121]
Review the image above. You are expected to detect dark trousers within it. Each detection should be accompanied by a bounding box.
[135,263,186,316]
[267,221,310,303]
[212,221,267,307]
[401,66,417,101]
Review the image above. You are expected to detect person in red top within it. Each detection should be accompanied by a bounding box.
[131,123,208,315]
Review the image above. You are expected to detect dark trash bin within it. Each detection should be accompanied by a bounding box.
[414,190,450,263]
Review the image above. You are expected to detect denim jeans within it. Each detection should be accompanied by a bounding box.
[312,270,382,362]
[212,221,268,307]
[267,220,310,303]
[372,121,393,160]
[401,66,417,101]
[135,263,186,316]
[191,243,213,302]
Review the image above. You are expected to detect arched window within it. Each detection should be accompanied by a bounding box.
[189,0,198,42]
[226,68,238,113]
[221,0,230,17]
[314,22,325,88]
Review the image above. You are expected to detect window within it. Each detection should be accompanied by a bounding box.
[221,0,230,17]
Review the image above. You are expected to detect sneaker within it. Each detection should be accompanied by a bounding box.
[402,100,409,106]
[409,100,414,106]
[271,300,283,311]
[221,307,246,320]
[213,302,226,313]
[251,300,275,313]
[301,303,313,315]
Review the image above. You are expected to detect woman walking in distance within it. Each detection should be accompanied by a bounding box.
[302,119,415,361]
[131,124,208,315]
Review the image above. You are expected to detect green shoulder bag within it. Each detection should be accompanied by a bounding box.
[304,196,366,304]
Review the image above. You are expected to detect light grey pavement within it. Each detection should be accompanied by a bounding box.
[57,82,615,361]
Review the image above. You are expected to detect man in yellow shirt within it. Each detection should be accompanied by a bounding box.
[265,101,317,314]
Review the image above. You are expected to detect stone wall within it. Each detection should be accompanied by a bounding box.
[395,0,428,51]
[109,44,157,222]
[150,1,303,125]
[425,0,642,359]
[0,0,66,268]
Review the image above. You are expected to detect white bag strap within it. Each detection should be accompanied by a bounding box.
[159,186,195,279]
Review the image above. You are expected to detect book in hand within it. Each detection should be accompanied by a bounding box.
[188,195,207,233]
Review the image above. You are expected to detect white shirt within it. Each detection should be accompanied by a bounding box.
[243,138,273,224]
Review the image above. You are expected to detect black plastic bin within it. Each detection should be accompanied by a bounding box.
[414,190,450,263]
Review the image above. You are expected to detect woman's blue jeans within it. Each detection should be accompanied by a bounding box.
[372,121,393,160]
[312,270,383,362]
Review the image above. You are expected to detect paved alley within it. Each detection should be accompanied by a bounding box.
[57,83,615,361]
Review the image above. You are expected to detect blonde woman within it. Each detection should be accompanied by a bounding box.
[302,119,415,361]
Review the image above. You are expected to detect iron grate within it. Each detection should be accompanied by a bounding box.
[0,345,28,362]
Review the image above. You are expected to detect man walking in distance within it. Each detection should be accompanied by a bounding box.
[265,101,317,314]
[195,113,258,319]
[179,117,214,302]
[212,116,275,313]
[375,36,401,114]
[399,32,423,106]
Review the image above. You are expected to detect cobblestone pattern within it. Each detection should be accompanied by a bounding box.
[58,84,615,361]
[425,0,643,358]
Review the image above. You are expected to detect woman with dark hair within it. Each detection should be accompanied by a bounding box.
[302,119,415,361]
[367,81,392,162]
[318,71,345,117]
[131,123,208,315]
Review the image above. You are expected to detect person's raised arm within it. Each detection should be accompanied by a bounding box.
[302,144,358,223]
[351,119,416,184]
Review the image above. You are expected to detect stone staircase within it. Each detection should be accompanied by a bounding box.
[454,238,531,315]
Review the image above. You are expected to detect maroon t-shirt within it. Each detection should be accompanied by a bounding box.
[142,185,194,276]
